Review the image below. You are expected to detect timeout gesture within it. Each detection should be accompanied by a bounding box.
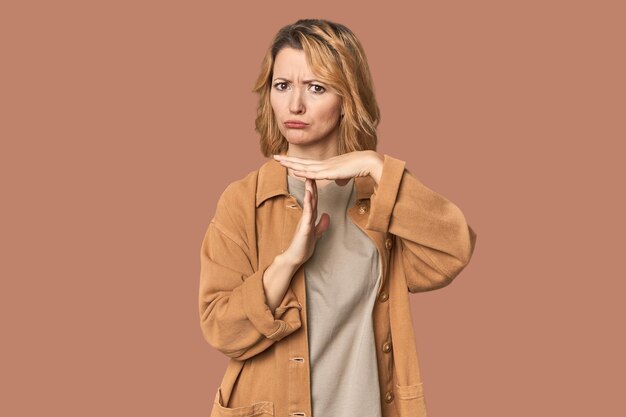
[273,150,384,267]
[273,150,383,186]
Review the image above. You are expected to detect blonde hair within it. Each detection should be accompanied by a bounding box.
[252,19,380,157]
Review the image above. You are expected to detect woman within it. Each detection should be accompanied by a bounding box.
[199,19,477,417]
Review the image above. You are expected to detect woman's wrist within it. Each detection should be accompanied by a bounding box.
[262,252,301,312]
[367,151,384,185]
[276,251,302,272]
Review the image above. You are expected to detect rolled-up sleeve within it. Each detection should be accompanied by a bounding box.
[199,195,302,360]
[366,154,478,292]
[239,257,301,340]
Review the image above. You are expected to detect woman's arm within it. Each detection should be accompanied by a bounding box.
[271,151,477,292]
[199,171,332,360]
[262,252,300,312]
[367,153,478,293]
[198,192,302,361]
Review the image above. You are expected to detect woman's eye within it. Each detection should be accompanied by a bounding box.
[273,82,325,93]
[310,84,326,94]
[274,82,287,91]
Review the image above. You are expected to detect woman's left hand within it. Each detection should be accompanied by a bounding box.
[273,150,383,185]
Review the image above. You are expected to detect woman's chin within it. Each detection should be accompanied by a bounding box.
[283,131,337,149]
[284,134,312,145]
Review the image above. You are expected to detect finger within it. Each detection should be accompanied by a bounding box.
[312,178,318,205]
[279,160,312,172]
[308,179,318,225]
[304,179,314,213]
[293,169,327,180]
[280,159,327,176]
[275,155,318,165]
[315,213,330,238]
[301,188,312,225]
[295,166,341,180]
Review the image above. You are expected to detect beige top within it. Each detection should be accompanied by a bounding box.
[288,175,383,417]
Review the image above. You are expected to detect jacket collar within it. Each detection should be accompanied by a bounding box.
[256,156,376,208]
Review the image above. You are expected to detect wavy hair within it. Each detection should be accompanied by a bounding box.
[253,19,380,157]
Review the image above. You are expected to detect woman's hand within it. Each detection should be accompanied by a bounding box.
[277,150,384,267]
[273,150,384,186]
[283,178,330,267]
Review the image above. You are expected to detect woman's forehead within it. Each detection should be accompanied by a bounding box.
[273,49,321,81]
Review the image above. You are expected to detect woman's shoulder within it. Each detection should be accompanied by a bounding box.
[217,158,277,205]
[219,168,259,204]
[212,161,267,230]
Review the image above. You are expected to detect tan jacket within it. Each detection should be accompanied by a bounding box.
[199,153,477,417]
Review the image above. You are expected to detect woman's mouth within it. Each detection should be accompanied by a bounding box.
[284,121,309,129]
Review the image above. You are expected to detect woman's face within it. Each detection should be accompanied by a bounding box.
[270,47,342,150]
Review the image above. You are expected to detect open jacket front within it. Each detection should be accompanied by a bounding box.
[199,154,478,417]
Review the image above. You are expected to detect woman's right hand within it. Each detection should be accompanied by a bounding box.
[283,178,330,267]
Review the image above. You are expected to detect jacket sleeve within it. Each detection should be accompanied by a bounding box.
[366,154,478,293]
[198,190,302,360]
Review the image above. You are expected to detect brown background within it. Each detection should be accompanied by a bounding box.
[2,1,624,416]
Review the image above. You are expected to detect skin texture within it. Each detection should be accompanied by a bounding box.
[262,47,384,311]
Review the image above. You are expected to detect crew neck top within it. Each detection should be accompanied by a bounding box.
[287,174,382,417]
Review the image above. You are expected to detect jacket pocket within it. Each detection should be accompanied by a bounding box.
[394,382,427,417]
[211,387,275,417]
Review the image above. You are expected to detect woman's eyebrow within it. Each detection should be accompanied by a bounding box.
[272,77,322,84]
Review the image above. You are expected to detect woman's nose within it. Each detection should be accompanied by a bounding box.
[289,89,305,114]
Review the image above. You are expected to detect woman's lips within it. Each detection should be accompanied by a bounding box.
[284,121,308,129]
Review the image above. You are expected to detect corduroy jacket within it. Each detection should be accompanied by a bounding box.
[199,153,477,417]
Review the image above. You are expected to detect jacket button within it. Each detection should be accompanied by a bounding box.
[385,238,393,250]
[379,291,388,302]
[382,342,392,353]
[384,391,394,403]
